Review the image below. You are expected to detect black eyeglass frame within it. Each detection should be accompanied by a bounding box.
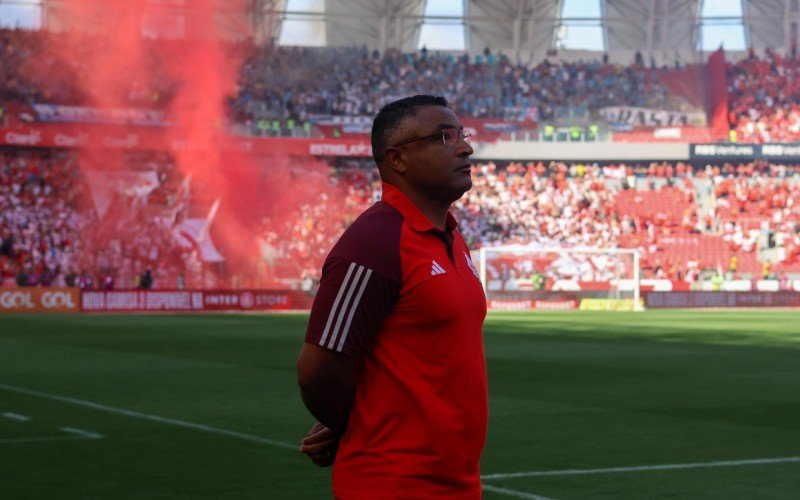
[390,127,472,149]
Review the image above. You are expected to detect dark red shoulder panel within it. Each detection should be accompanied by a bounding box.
[305,202,404,357]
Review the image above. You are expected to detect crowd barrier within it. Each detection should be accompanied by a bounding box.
[488,290,800,310]
[644,291,800,308]
[0,289,314,313]
[81,289,314,312]
[4,288,800,312]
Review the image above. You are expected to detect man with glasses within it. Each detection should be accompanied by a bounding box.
[297,95,488,499]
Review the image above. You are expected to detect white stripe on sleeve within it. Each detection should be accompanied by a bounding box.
[336,269,372,352]
[326,265,366,350]
[318,262,357,347]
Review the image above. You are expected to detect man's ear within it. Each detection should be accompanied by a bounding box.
[383,147,408,175]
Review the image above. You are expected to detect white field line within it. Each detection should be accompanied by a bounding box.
[482,456,800,480]
[2,412,31,421]
[60,427,104,439]
[0,436,99,445]
[483,484,557,500]
[0,383,296,450]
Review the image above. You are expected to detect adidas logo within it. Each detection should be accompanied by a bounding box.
[431,260,447,276]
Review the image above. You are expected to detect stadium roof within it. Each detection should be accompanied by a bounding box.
[256,0,798,60]
[2,1,796,60]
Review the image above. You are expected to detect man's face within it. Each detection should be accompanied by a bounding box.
[390,105,474,203]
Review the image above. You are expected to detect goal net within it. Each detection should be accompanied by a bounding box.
[477,244,644,312]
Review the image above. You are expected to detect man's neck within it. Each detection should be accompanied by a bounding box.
[400,187,451,231]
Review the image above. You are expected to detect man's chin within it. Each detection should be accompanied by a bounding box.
[451,178,473,200]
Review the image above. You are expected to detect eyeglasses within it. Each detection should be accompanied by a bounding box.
[391,127,472,148]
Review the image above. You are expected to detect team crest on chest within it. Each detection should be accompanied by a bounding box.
[464,252,480,281]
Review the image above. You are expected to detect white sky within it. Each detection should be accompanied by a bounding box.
[0,0,41,29]
[700,0,746,51]
[418,0,466,51]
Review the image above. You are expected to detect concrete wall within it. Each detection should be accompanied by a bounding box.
[472,140,690,161]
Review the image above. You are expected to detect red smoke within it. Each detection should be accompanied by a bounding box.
[30,0,338,287]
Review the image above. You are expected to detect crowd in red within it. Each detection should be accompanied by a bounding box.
[257,166,377,288]
[3,26,800,289]
[248,160,800,287]
[0,152,85,286]
[3,152,800,288]
[728,48,800,143]
[0,151,201,289]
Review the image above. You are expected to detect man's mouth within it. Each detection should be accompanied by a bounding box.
[457,163,471,171]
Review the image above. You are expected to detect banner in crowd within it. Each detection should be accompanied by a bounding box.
[0,124,374,158]
[313,116,536,142]
[84,170,160,218]
[612,126,713,143]
[310,115,372,134]
[706,48,730,140]
[80,289,314,312]
[0,289,80,313]
[690,143,800,161]
[32,104,169,127]
[600,106,707,127]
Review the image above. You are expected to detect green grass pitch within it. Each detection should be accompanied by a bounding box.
[1,311,799,499]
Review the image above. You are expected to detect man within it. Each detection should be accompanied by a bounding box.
[296,95,488,499]
[139,269,154,290]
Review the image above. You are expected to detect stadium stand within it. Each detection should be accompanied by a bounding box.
[248,160,800,286]
[728,49,800,143]
[0,28,674,126]
[3,143,800,288]
[0,150,202,289]
[0,151,85,287]
[2,27,800,290]
[15,27,800,146]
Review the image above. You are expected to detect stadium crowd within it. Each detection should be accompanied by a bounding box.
[4,26,800,289]
[0,152,86,287]
[4,153,800,288]
[0,151,201,289]
[0,28,669,125]
[257,166,377,287]
[251,160,800,285]
[6,27,800,146]
[728,48,800,143]
[713,173,800,263]
[0,28,176,112]
[235,43,669,123]
[11,26,800,146]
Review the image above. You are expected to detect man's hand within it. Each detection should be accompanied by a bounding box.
[299,422,339,467]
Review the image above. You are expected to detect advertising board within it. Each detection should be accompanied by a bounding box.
[0,289,80,313]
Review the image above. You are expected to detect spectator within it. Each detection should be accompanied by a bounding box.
[139,269,154,289]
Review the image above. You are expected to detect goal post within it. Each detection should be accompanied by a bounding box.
[477,245,644,312]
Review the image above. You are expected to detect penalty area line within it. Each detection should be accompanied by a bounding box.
[0,383,296,451]
[483,484,557,500]
[482,455,800,480]
[60,427,104,439]
[2,412,31,421]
